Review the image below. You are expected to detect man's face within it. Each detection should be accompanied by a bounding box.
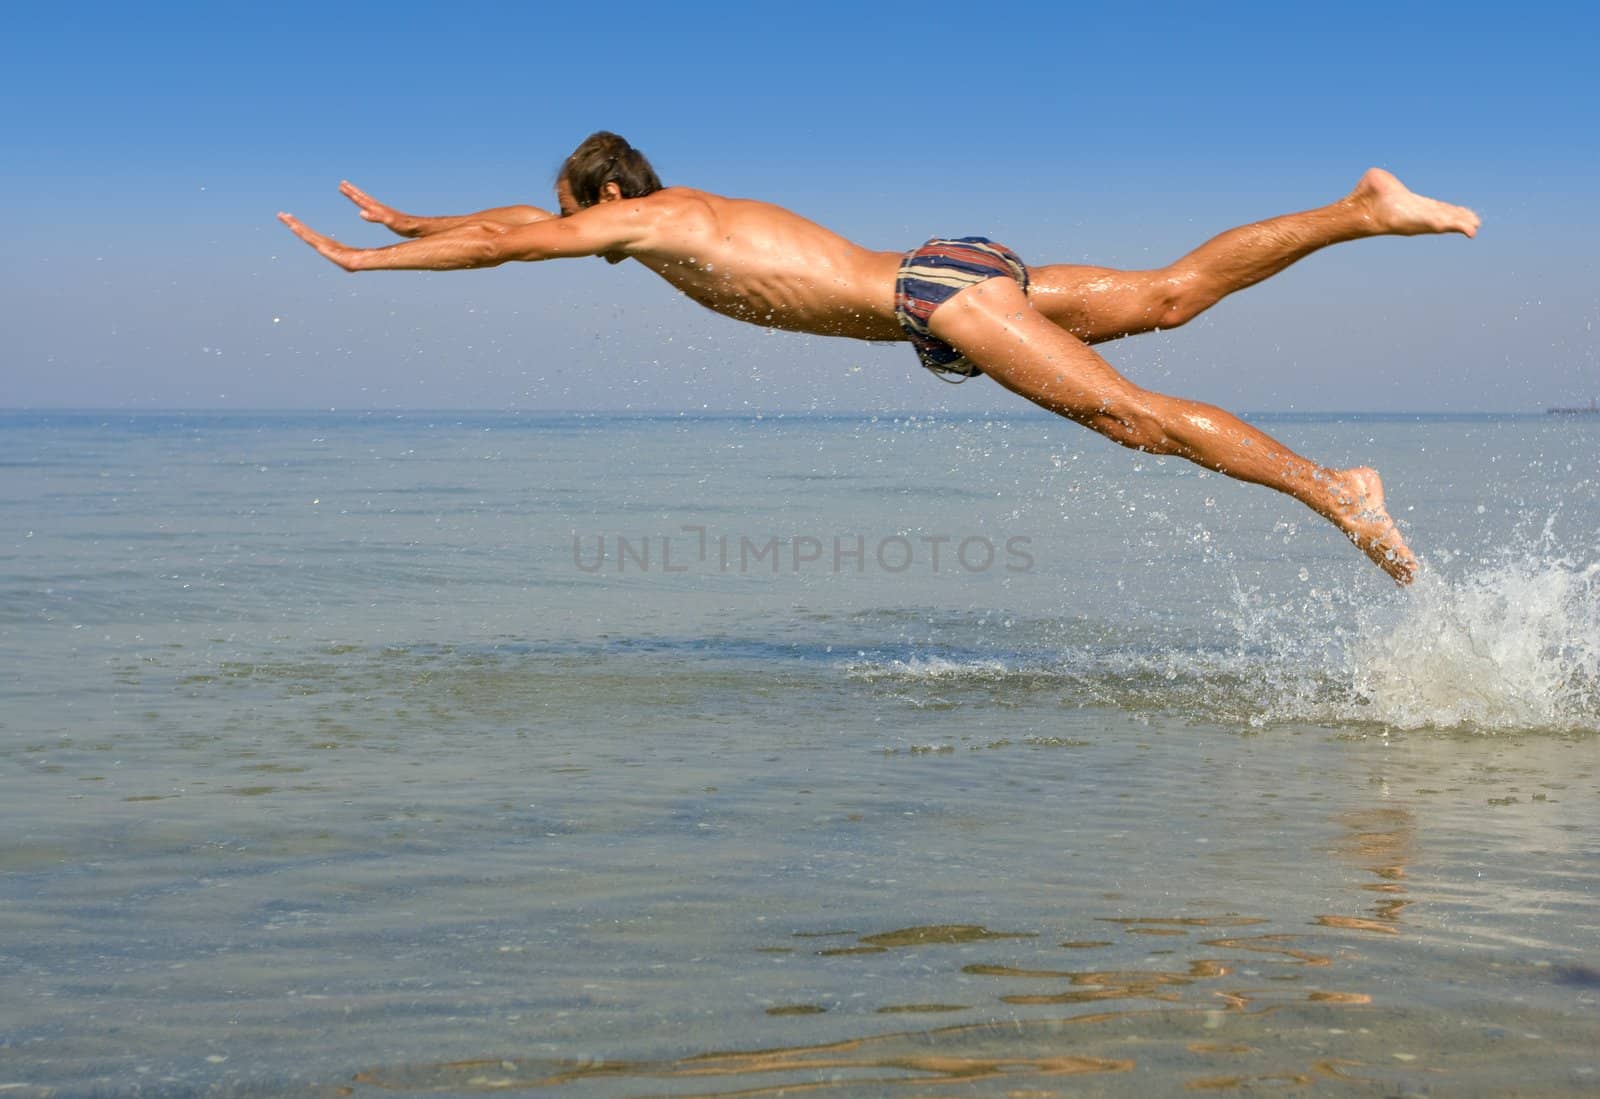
[556,177,624,216]
[555,176,629,265]
[555,177,579,217]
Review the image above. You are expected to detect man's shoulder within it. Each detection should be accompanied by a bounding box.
[639,186,723,207]
[626,187,728,231]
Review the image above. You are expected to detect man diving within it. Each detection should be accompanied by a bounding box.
[279,131,1480,583]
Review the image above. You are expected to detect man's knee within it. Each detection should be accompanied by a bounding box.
[927,277,1031,348]
[1146,272,1208,329]
[1077,391,1171,453]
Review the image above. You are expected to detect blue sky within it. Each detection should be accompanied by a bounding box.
[3,1,1596,412]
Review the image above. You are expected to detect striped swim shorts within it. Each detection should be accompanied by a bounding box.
[894,237,1030,381]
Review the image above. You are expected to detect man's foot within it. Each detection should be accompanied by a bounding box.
[1336,467,1417,585]
[1350,168,1480,238]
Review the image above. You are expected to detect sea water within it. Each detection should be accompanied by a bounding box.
[1,410,1596,1096]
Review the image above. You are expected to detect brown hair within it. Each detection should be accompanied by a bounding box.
[560,131,663,207]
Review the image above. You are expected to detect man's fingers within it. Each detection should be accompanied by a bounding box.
[280,214,321,246]
[278,213,352,264]
[278,212,320,242]
[339,180,394,223]
[341,181,377,207]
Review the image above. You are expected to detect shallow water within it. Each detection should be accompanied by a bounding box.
[2,410,1597,1096]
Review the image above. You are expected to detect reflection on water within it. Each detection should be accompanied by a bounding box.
[346,910,1595,1097]
[338,776,1597,1098]
[1317,807,1416,936]
[339,770,1562,1099]
[351,1024,1132,1095]
[809,924,1037,957]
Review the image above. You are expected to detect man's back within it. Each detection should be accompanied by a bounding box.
[613,188,907,341]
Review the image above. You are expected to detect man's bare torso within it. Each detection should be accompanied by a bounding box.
[608,188,907,342]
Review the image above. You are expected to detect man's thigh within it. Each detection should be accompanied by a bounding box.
[1027,263,1170,345]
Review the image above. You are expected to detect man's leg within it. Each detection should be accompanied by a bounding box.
[928,277,1417,584]
[1028,168,1480,345]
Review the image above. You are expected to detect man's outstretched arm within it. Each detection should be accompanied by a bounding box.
[277,202,644,271]
[339,181,557,238]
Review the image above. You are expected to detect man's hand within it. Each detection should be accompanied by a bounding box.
[340,181,417,236]
[338,181,556,238]
[277,213,364,271]
[278,187,634,271]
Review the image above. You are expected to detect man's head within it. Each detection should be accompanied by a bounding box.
[557,132,662,214]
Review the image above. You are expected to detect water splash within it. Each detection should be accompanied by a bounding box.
[846,553,1600,735]
[1209,549,1600,731]
[1339,555,1600,731]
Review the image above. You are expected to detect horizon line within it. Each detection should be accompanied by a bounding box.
[0,406,1568,418]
